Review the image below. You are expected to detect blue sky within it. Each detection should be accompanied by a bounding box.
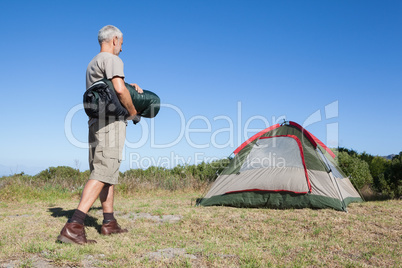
[0,0,401,175]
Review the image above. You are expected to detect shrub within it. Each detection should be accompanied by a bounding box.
[370,156,391,194]
[383,152,402,198]
[35,166,80,181]
[337,151,373,190]
[336,149,401,199]
[118,159,230,193]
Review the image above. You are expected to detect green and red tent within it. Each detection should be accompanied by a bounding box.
[197,121,362,211]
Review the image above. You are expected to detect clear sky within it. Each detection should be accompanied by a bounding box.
[1,0,401,176]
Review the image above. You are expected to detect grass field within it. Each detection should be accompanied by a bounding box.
[0,190,400,267]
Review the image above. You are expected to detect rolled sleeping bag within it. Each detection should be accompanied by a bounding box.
[83,78,160,119]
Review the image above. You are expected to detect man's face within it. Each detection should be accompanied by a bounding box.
[113,36,123,56]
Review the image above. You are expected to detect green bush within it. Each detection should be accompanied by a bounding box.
[384,153,402,198]
[370,156,390,193]
[337,151,373,190]
[119,158,230,192]
[35,166,80,181]
[337,148,401,199]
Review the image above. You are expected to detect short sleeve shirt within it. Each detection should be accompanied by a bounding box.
[86,52,125,89]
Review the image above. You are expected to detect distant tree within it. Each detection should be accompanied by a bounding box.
[370,156,390,178]
[338,147,358,157]
[384,152,402,198]
[370,156,390,193]
[359,152,374,165]
[336,148,401,198]
[337,151,373,190]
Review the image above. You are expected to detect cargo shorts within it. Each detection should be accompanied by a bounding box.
[88,119,126,185]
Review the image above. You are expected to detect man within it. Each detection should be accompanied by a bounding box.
[57,25,142,244]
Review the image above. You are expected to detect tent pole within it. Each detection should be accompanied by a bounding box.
[316,148,348,212]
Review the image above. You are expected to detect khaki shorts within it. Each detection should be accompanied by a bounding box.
[88,119,126,185]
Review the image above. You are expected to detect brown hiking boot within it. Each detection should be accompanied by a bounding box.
[57,222,97,245]
[101,220,128,235]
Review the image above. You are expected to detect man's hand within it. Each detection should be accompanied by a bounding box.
[130,83,143,93]
[132,115,141,125]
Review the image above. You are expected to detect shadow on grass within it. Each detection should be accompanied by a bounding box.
[48,207,103,233]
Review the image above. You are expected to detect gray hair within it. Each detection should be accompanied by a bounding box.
[98,25,123,45]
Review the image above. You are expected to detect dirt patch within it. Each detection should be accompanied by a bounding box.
[125,212,183,224]
[96,211,183,224]
[1,255,55,268]
[80,254,106,267]
[0,254,107,268]
[144,248,197,261]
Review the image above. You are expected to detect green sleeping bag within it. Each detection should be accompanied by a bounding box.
[83,78,160,119]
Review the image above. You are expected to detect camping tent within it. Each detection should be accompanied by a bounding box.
[197,121,362,211]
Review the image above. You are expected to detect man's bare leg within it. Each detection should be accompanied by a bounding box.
[99,184,114,213]
[98,184,128,235]
[77,179,106,214]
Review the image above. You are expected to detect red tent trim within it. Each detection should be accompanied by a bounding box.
[305,130,336,159]
[288,121,336,159]
[233,124,280,155]
[233,121,335,159]
[288,121,318,147]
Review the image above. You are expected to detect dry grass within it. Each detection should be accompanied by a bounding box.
[0,190,400,267]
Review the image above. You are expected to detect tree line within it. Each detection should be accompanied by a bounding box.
[336,148,401,199]
[1,148,400,200]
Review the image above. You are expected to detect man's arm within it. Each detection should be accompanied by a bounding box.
[111,76,137,119]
